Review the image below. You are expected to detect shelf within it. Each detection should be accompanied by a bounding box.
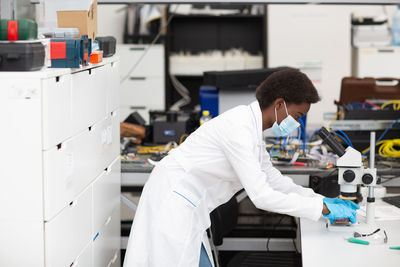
[170,14,265,19]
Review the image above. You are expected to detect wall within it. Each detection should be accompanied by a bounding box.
[98,4,126,43]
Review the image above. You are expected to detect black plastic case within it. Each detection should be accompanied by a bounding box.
[96,36,116,57]
[0,42,45,71]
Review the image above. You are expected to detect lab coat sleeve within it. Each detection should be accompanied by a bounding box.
[260,151,324,199]
[216,122,323,221]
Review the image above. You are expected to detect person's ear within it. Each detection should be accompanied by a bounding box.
[274,98,285,110]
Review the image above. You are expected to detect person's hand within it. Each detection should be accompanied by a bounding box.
[322,198,359,224]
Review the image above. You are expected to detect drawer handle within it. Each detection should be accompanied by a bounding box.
[129,77,146,81]
[129,106,146,110]
[129,47,145,51]
[377,49,395,53]
[105,216,112,226]
[69,200,77,207]
[70,260,78,267]
[107,252,118,267]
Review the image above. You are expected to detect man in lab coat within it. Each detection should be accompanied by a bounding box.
[123,69,359,267]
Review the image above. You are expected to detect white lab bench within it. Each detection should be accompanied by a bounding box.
[0,57,121,267]
[300,201,400,267]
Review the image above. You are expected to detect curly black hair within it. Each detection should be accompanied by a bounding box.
[255,69,320,109]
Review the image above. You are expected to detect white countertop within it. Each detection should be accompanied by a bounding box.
[0,56,119,79]
[301,201,400,267]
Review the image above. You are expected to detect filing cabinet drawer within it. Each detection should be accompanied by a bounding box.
[108,250,120,267]
[93,207,120,267]
[93,157,120,233]
[42,74,73,150]
[43,128,103,220]
[120,77,164,108]
[92,111,120,169]
[70,242,92,267]
[106,61,120,114]
[104,110,120,167]
[45,186,92,267]
[117,44,164,77]
[71,68,107,135]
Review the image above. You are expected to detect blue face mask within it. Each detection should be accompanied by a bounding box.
[271,102,300,136]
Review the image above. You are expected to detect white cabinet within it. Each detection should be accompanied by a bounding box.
[0,58,121,267]
[117,44,165,123]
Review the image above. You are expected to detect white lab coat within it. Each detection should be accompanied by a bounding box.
[123,101,323,267]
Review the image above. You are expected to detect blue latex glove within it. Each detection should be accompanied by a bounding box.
[323,198,359,224]
[323,198,360,210]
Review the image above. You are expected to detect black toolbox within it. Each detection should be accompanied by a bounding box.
[95,36,116,57]
[0,42,45,71]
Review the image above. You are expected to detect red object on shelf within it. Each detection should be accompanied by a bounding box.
[7,20,18,41]
[50,41,67,59]
[90,50,103,64]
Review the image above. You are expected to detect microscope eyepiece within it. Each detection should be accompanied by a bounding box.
[317,127,346,157]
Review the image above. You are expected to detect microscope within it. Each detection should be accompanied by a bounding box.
[317,127,377,228]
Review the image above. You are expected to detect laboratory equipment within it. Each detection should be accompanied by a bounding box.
[151,111,191,144]
[0,42,45,71]
[0,19,37,40]
[317,127,377,227]
[95,36,116,57]
[39,27,80,38]
[50,35,92,68]
[351,15,391,47]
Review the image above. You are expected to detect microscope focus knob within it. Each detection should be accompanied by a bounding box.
[343,170,355,183]
[362,174,374,185]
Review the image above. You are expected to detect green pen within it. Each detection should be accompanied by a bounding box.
[389,246,400,250]
[347,238,370,245]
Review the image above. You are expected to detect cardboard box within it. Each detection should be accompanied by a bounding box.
[57,0,97,40]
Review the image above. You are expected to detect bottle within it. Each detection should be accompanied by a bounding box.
[392,6,400,46]
[200,110,212,125]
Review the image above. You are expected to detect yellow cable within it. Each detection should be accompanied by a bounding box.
[179,134,189,145]
[381,100,400,111]
[378,139,400,158]
[362,139,400,158]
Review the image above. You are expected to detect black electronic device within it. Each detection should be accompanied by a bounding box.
[203,67,290,91]
[309,171,340,198]
[95,36,116,57]
[151,111,192,144]
[382,195,400,209]
[124,111,146,126]
[0,42,45,71]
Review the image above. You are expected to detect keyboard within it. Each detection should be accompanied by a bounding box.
[382,195,400,209]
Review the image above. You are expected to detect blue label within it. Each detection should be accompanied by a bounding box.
[93,232,99,241]
[163,130,176,136]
